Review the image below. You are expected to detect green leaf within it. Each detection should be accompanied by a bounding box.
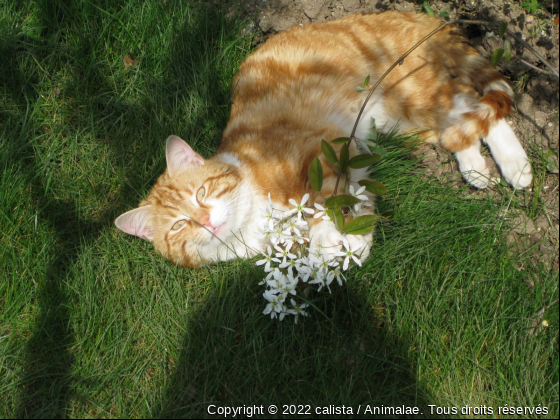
[348,153,382,169]
[364,74,370,87]
[371,145,387,156]
[498,22,508,38]
[361,139,386,155]
[439,8,450,19]
[356,85,367,92]
[325,194,360,209]
[333,206,345,231]
[343,215,380,235]
[321,140,338,163]
[491,48,505,67]
[422,1,435,16]
[326,208,335,223]
[340,143,349,174]
[308,156,323,192]
[333,163,341,175]
[358,179,388,195]
[331,137,351,145]
[522,0,539,13]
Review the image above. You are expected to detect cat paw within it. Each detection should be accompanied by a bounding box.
[345,232,373,263]
[309,221,345,258]
[461,168,490,189]
[484,119,533,190]
[499,158,532,190]
[455,145,490,189]
[309,221,373,264]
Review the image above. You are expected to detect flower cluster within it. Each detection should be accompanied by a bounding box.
[256,190,371,322]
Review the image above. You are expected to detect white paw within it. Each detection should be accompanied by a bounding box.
[498,157,532,190]
[484,119,533,190]
[461,167,490,189]
[309,221,345,258]
[455,143,490,189]
[309,221,373,263]
[345,232,373,263]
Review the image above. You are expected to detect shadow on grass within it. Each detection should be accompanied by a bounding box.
[153,261,439,419]
[1,1,125,415]
[1,0,248,416]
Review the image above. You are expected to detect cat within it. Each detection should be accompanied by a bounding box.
[115,11,532,268]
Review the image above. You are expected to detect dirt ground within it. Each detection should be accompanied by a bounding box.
[224,0,559,269]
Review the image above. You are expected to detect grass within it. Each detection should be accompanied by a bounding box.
[0,0,558,418]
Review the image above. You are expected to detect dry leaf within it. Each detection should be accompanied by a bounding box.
[554,16,559,25]
[123,55,139,69]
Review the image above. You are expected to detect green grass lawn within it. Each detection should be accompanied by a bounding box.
[1,0,558,418]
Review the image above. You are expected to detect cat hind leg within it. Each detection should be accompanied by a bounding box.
[440,121,491,189]
[454,140,491,189]
[440,85,532,189]
[483,119,532,189]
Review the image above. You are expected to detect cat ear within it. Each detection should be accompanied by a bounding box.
[114,206,154,241]
[166,135,204,175]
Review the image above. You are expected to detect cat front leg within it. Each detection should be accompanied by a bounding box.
[308,219,346,257]
[308,218,373,264]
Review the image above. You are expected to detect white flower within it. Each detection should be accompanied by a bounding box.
[274,244,297,263]
[295,257,313,282]
[313,203,331,221]
[266,273,285,291]
[316,255,338,275]
[256,246,281,272]
[335,237,363,271]
[286,193,314,220]
[282,217,308,237]
[270,224,289,246]
[326,265,346,287]
[279,257,299,277]
[309,267,327,291]
[277,274,298,297]
[349,185,372,212]
[263,290,283,318]
[286,298,309,323]
[261,193,282,231]
[265,267,283,281]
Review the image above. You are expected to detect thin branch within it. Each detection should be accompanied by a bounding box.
[455,19,559,78]
[518,58,555,75]
[350,21,452,141]
[333,21,452,196]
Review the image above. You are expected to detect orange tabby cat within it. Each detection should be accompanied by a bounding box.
[115,11,532,267]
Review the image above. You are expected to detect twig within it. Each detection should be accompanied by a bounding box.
[333,21,452,196]
[455,19,559,78]
[518,58,555,76]
[350,21,452,141]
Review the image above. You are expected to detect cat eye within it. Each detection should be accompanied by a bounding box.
[171,220,186,230]
[196,187,205,202]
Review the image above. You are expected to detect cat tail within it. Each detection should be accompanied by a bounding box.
[440,57,532,189]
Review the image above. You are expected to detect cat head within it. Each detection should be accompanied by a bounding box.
[115,136,248,267]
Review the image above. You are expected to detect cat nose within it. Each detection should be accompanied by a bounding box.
[199,213,212,228]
